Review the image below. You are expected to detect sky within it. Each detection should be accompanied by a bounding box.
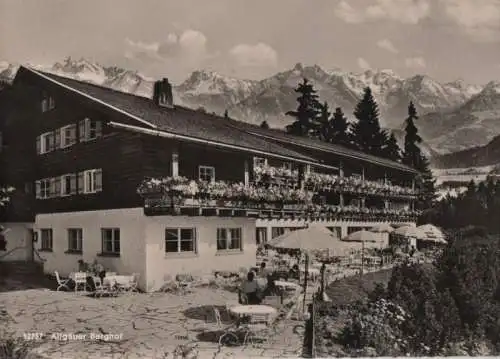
[1,0,500,84]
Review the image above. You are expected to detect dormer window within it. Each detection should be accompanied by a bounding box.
[41,93,55,112]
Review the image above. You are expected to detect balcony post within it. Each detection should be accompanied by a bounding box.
[384,172,388,185]
[339,161,344,207]
[299,163,311,189]
[244,159,250,187]
[384,200,389,209]
[171,149,179,177]
[361,166,365,182]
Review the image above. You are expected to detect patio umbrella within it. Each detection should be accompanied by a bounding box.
[342,230,379,274]
[267,226,341,312]
[393,225,426,240]
[418,224,447,244]
[369,223,394,233]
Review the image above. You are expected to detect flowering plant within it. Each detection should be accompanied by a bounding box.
[253,163,299,182]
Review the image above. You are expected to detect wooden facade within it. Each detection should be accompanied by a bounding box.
[0,67,419,224]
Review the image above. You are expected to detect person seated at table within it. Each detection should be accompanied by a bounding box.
[258,262,271,278]
[262,274,281,298]
[239,271,262,305]
[288,264,300,280]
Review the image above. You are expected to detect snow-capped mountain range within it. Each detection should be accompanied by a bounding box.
[0,57,497,157]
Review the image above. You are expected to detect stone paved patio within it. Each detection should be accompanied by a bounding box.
[0,287,307,358]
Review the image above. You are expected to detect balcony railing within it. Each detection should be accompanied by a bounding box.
[253,164,418,199]
[138,177,420,222]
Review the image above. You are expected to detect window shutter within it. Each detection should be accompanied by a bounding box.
[69,124,77,145]
[36,136,41,154]
[54,129,61,149]
[79,120,86,142]
[95,169,102,191]
[48,133,55,152]
[49,178,56,198]
[95,121,103,137]
[35,181,41,199]
[77,172,84,193]
[84,118,90,139]
[70,174,77,195]
[54,177,61,196]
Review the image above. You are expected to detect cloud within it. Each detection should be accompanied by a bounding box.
[335,0,430,24]
[357,57,371,70]
[228,42,278,68]
[405,56,427,68]
[440,0,500,42]
[376,39,399,53]
[125,29,210,63]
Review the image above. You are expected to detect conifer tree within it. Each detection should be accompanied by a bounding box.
[382,131,401,162]
[260,120,270,129]
[329,107,351,147]
[286,78,322,136]
[402,101,436,209]
[350,87,386,156]
[402,102,423,168]
[223,109,229,119]
[314,101,331,141]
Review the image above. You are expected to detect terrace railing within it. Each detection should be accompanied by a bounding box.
[141,190,420,222]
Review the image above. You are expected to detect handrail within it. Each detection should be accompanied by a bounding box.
[33,248,47,262]
[0,246,47,262]
[0,246,26,260]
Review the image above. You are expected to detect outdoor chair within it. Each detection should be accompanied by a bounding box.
[212,307,240,347]
[92,277,116,298]
[55,271,70,292]
[127,273,140,292]
[73,272,88,293]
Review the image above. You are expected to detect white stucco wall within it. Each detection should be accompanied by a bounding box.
[0,222,34,261]
[34,208,147,289]
[144,216,257,292]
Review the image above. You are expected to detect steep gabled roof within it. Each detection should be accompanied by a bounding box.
[18,66,417,174]
[17,67,330,167]
[224,118,418,174]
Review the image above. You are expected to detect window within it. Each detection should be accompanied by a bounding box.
[216,228,243,251]
[165,228,197,253]
[101,228,120,255]
[41,94,55,112]
[60,124,77,148]
[67,229,83,253]
[60,174,77,196]
[35,179,51,199]
[256,227,267,245]
[80,169,102,194]
[40,229,53,251]
[37,132,55,154]
[282,162,293,171]
[198,166,215,182]
[253,157,267,168]
[79,118,102,142]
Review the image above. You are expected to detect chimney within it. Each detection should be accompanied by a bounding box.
[153,78,174,108]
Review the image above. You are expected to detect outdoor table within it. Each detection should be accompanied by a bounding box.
[103,275,133,288]
[229,305,277,317]
[274,280,301,291]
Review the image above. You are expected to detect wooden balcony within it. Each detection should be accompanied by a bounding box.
[143,196,420,222]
